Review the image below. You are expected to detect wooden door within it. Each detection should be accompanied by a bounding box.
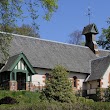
[17,72,26,90]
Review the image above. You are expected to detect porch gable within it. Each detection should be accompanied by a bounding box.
[1,52,36,75]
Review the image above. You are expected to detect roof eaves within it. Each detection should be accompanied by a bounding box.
[10,54,21,71]
[0,60,8,72]
[84,75,91,82]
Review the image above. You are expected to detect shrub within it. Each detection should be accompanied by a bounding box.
[96,88,105,101]
[105,86,110,101]
[0,96,18,105]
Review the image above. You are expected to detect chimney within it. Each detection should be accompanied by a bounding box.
[82,23,99,57]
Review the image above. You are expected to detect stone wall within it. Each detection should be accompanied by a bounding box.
[9,81,17,91]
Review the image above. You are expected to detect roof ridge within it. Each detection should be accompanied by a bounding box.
[0,60,8,72]
[91,55,110,62]
[0,31,88,49]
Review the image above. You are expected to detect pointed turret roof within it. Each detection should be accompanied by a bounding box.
[82,23,99,35]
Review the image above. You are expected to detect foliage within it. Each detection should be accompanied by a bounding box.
[97,18,110,50]
[0,90,41,104]
[89,102,110,110]
[0,101,93,110]
[40,0,58,20]
[41,65,76,103]
[2,24,40,38]
[96,88,102,101]
[96,88,104,101]
[0,0,58,31]
[93,87,110,102]
[69,30,83,45]
[0,96,18,104]
[1,99,110,110]
[105,86,110,101]
[0,33,12,62]
[14,24,40,37]
[95,88,110,102]
[0,0,58,25]
[0,90,110,110]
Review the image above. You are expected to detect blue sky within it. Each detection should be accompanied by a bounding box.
[21,0,110,43]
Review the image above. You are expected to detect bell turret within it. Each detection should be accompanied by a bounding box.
[82,23,99,56]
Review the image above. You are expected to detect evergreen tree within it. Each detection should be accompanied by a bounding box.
[42,65,76,103]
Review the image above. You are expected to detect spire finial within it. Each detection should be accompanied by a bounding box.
[87,6,92,24]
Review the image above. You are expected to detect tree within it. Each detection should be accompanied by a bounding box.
[97,18,110,50]
[0,33,12,62]
[68,30,83,45]
[0,0,58,30]
[42,65,76,103]
[15,24,40,37]
[4,24,40,38]
[0,0,58,61]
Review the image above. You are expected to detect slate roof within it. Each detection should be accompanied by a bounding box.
[82,23,99,35]
[0,33,110,75]
[88,55,110,81]
[0,54,19,72]
[98,49,110,57]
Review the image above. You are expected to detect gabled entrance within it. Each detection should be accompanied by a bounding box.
[0,52,36,91]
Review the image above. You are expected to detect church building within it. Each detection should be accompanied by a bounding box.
[0,24,110,97]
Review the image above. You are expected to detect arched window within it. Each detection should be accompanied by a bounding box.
[45,73,50,80]
[73,76,77,88]
[97,79,101,87]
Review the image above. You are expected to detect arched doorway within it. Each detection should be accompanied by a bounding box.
[73,76,77,88]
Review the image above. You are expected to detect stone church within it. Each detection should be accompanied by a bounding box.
[0,24,110,97]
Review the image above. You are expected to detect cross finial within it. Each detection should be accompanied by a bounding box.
[87,7,92,24]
